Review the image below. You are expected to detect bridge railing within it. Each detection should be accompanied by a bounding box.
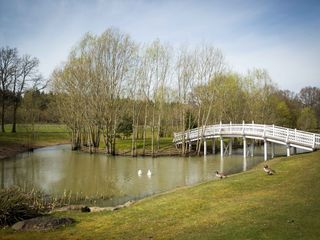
[173,123,320,150]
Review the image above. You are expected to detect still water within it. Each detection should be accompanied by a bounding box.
[0,144,292,206]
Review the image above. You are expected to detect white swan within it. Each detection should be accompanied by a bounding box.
[138,169,142,176]
[147,169,152,177]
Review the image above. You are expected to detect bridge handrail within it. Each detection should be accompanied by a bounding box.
[173,123,320,149]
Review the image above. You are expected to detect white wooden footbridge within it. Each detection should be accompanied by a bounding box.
[173,122,320,160]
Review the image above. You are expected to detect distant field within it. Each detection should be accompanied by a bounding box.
[3,124,70,133]
[0,124,71,147]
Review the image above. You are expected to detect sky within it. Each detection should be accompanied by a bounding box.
[0,0,319,92]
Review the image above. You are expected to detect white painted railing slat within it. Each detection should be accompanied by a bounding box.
[173,123,320,150]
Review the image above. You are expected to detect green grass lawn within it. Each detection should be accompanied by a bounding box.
[3,124,70,133]
[114,137,175,154]
[0,124,71,147]
[1,151,320,239]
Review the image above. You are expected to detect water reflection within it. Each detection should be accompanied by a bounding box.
[0,144,300,206]
[243,156,247,171]
[220,156,224,173]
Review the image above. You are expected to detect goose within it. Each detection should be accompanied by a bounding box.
[147,169,152,177]
[215,171,226,179]
[138,169,142,176]
[263,165,275,175]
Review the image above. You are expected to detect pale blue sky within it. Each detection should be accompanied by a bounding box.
[1,0,319,92]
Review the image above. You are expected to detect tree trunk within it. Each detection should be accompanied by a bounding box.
[104,131,111,154]
[131,103,136,157]
[131,124,135,157]
[1,99,5,133]
[142,103,148,156]
[196,102,213,155]
[151,107,155,157]
[195,106,202,153]
[134,124,138,156]
[181,106,186,155]
[111,116,117,155]
[112,130,116,155]
[71,129,81,150]
[156,113,161,151]
[11,103,18,133]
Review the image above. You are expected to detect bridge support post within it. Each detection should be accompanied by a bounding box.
[243,153,247,171]
[271,142,275,158]
[220,137,224,158]
[286,144,290,157]
[212,139,215,154]
[204,139,207,156]
[229,139,233,155]
[243,137,247,159]
[264,139,268,161]
[189,142,192,152]
[220,156,224,173]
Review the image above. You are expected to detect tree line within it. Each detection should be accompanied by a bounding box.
[1,28,319,156]
[50,28,320,155]
[0,47,46,132]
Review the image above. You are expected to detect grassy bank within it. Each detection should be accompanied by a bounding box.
[0,124,70,159]
[0,124,70,145]
[0,124,179,159]
[1,151,320,239]
[114,137,177,155]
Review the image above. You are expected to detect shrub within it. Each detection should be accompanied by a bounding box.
[0,187,53,226]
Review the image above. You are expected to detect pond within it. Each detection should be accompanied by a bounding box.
[0,144,293,206]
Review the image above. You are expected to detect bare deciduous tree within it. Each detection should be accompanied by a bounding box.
[11,55,40,132]
[52,28,136,154]
[0,47,17,132]
[0,47,41,133]
[175,47,197,155]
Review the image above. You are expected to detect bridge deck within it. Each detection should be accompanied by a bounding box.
[173,123,320,151]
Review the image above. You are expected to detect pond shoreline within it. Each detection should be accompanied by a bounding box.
[80,145,184,157]
[2,142,246,209]
[0,142,70,160]
[0,141,264,160]
[0,143,48,160]
[0,142,188,160]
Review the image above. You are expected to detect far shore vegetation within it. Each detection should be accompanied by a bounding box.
[0,123,178,159]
